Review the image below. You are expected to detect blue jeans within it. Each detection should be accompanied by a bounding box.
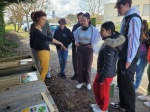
[134,51,148,89]
[57,49,68,74]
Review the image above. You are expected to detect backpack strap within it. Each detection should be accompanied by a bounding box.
[119,13,142,59]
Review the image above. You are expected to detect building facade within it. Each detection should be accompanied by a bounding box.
[104,0,150,24]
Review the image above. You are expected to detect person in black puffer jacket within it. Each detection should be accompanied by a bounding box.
[91,21,125,112]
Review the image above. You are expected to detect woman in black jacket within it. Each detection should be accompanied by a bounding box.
[53,18,72,78]
[91,21,125,112]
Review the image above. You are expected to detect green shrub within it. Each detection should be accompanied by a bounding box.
[91,18,96,27]
[0,37,18,57]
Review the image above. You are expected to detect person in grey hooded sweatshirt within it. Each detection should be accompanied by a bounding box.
[110,0,142,112]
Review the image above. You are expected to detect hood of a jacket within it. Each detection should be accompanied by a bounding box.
[104,35,126,48]
[125,7,140,17]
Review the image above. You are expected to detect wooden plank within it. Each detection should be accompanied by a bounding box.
[0,73,41,90]
[0,80,59,112]
[0,81,45,104]
[0,55,32,62]
[0,95,58,112]
[0,55,58,112]
[0,65,37,77]
[0,73,41,89]
[41,92,55,112]
[0,60,34,70]
[0,75,20,89]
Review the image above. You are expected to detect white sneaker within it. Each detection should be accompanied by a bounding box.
[137,95,150,101]
[135,89,138,93]
[87,84,91,90]
[93,107,101,112]
[76,83,83,89]
[91,104,99,108]
[144,101,150,108]
[93,107,108,112]
[46,71,51,78]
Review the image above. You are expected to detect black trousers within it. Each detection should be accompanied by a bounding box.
[117,58,138,112]
[72,48,78,76]
[77,45,93,84]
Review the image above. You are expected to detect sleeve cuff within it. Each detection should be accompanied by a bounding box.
[127,58,133,63]
[98,74,106,83]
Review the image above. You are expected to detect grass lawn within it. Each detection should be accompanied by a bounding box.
[148,22,150,29]
[0,25,29,57]
[115,22,150,32]
[115,24,121,32]
[5,25,29,38]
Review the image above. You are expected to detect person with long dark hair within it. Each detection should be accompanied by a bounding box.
[137,29,150,108]
[134,20,149,91]
[30,11,66,81]
[92,21,125,112]
[30,11,52,78]
[73,12,100,90]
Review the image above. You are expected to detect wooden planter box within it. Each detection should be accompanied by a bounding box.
[0,56,59,112]
[0,55,34,70]
[0,65,41,89]
[0,55,32,63]
[0,80,59,112]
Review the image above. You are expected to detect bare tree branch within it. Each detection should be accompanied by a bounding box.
[80,0,107,16]
[5,0,52,32]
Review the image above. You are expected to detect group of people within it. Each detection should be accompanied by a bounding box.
[29,0,150,112]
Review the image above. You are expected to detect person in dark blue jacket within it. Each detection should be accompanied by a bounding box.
[53,18,72,78]
[71,12,83,80]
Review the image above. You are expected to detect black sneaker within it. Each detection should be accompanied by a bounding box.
[71,74,78,80]
[61,73,66,79]
[115,85,119,89]
[110,103,125,111]
[57,73,62,77]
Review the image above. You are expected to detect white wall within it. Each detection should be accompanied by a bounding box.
[104,0,150,24]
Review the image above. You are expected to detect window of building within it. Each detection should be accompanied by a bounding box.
[142,4,150,16]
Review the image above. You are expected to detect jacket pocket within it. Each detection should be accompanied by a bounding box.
[125,58,138,75]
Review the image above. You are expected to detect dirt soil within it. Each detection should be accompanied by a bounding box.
[2,33,150,112]
[44,48,126,112]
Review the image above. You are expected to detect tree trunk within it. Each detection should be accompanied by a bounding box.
[26,14,29,32]
[14,24,16,32]
[0,7,5,42]
[17,24,21,32]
